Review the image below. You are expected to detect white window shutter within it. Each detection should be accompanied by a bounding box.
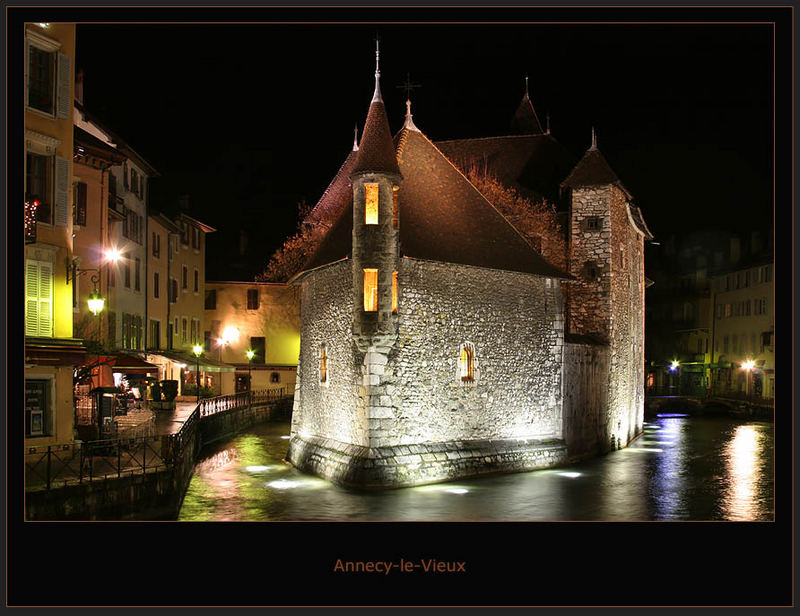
[56,52,71,119]
[25,261,40,336]
[38,261,54,337]
[54,156,70,227]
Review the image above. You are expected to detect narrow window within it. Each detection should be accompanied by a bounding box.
[319,345,328,384]
[181,317,187,343]
[460,343,475,382]
[124,257,131,288]
[182,265,188,290]
[392,185,399,228]
[586,217,602,231]
[194,269,199,293]
[365,183,379,225]
[392,270,398,314]
[134,258,141,291]
[250,337,265,363]
[26,153,53,225]
[205,289,217,310]
[28,45,55,113]
[247,289,259,310]
[363,268,378,312]
[271,372,280,383]
[73,182,87,226]
[153,272,160,299]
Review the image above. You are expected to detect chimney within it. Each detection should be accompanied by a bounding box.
[239,229,248,256]
[178,195,190,212]
[75,69,84,105]
[729,237,741,265]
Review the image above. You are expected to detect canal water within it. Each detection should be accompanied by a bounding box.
[178,415,773,521]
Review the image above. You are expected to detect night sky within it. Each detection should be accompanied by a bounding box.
[75,22,773,280]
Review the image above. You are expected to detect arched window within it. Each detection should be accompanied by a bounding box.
[319,344,328,385]
[459,343,475,382]
[363,269,378,312]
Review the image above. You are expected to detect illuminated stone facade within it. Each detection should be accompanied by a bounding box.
[287,57,651,487]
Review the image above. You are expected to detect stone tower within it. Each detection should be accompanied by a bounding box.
[350,41,402,349]
[562,129,653,450]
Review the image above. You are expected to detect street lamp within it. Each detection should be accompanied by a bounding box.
[742,359,755,400]
[193,344,203,405]
[246,349,255,396]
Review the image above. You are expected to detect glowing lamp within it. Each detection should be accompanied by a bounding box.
[669,360,679,372]
[87,289,105,315]
[221,326,240,344]
[742,359,755,371]
[192,344,203,357]
[105,247,122,263]
[246,349,255,361]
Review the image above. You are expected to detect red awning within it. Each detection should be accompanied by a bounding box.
[108,354,160,375]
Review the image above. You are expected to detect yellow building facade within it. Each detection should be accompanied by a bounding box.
[204,281,300,395]
[25,23,85,447]
[710,261,774,399]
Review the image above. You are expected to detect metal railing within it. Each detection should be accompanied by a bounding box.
[26,388,291,491]
[198,388,287,418]
[25,436,170,490]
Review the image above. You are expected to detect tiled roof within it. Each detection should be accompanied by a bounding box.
[511,95,543,134]
[352,100,401,176]
[74,126,127,163]
[299,127,570,279]
[436,133,576,203]
[307,149,357,223]
[629,204,654,240]
[561,147,627,194]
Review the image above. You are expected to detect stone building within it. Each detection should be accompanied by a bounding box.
[287,48,653,488]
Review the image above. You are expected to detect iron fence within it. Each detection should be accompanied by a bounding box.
[25,436,171,490]
[26,388,291,491]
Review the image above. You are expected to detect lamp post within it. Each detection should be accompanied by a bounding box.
[246,349,255,404]
[193,344,203,405]
[742,359,755,401]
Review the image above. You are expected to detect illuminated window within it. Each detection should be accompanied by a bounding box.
[319,345,328,384]
[365,183,379,224]
[459,343,475,382]
[392,270,398,314]
[392,185,399,228]
[363,269,378,312]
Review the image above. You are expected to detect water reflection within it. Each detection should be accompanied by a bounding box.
[178,416,774,521]
[721,425,766,521]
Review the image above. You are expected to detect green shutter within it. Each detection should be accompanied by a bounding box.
[25,260,53,337]
[25,261,40,336]
[56,52,71,119]
[54,156,70,227]
[38,261,53,337]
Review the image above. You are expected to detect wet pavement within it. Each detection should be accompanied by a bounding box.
[179,414,774,521]
[154,401,199,436]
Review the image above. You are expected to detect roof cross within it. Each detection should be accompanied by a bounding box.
[396,73,422,100]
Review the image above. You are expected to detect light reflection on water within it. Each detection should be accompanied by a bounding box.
[178,416,773,521]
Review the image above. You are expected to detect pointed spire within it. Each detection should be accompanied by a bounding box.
[403,98,420,132]
[352,40,401,177]
[590,126,597,150]
[372,37,382,103]
[353,124,359,151]
[511,73,543,135]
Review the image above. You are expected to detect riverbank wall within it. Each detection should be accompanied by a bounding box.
[25,397,292,520]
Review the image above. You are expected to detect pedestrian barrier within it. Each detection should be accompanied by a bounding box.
[25,389,290,493]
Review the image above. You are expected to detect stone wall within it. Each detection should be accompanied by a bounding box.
[289,257,568,488]
[292,261,365,446]
[562,341,610,456]
[384,259,564,447]
[567,186,613,340]
[607,186,646,447]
